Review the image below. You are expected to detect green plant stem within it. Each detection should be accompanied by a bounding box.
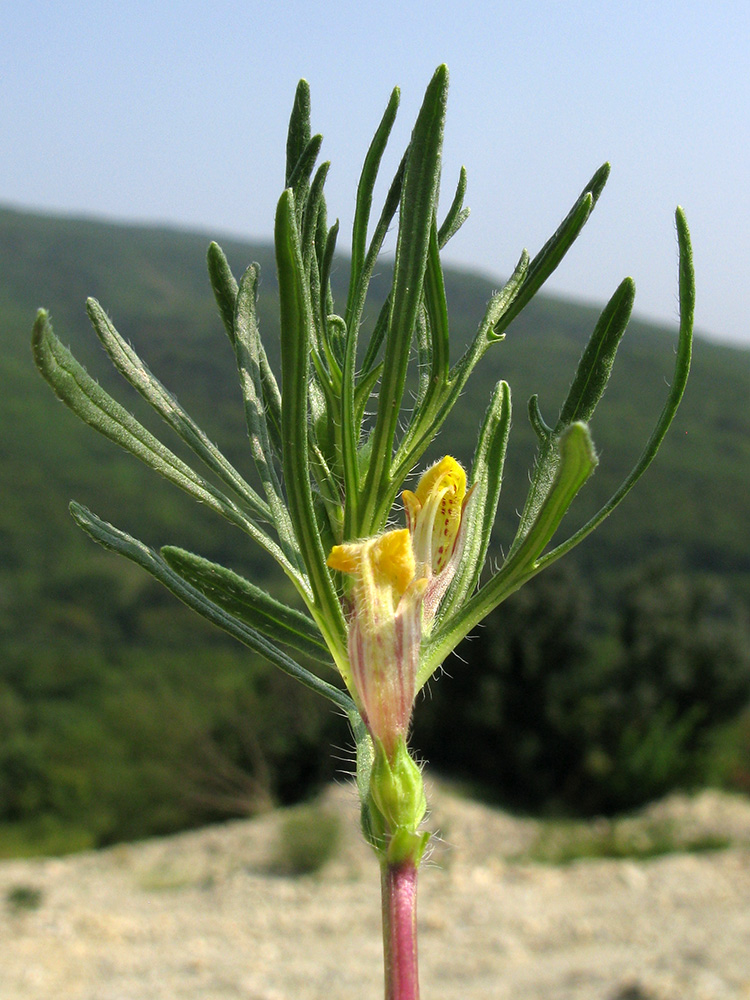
[381,859,420,1000]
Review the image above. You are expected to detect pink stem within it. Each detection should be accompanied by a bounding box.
[381,859,420,1000]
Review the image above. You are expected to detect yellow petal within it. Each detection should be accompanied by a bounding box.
[408,456,467,574]
[327,542,363,575]
[414,456,465,508]
[370,529,416,598]
[328,529,416,604]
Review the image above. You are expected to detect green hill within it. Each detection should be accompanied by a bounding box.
[1,203,749,850]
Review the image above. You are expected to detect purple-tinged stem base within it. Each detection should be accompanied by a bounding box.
[381,860,419,1000]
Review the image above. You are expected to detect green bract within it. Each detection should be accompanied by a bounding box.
[32,65,694,856]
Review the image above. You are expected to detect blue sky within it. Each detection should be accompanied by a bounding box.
[4,1,749,345]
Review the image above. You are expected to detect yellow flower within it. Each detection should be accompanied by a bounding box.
[328,530,427,755]
[327,457,471,753]
[402,456,471,625]
[329,529,416,608]
[403,456,467,575]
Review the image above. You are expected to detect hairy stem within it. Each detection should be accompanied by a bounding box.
[381,860,420,1000]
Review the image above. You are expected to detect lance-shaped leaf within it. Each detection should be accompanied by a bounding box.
[391,250,528,492]
[301,162,332,311]
[437,166,469,248]
[555,276,635,430]
[234,264,301,568]
[422,219,451,390]
[70,503,356,714]
[359,64,448,533]
[419,422,598,686]
[286,79,311,179]
[206,240,239,347]
[535,206,694,571]
[414,308,432,411]
[507,276,635,559]
[353,152,407,380]
[490,162,611,341]
[285,78,323,223]
[161,547,332,665]
[275,188,347,654]
[207,242,283,455]
[85,297,271,524]
[439,380,512,618]
[499,422,598,576]
[287,133,323,205]
[31,310,298,578]
[344,85,400,334]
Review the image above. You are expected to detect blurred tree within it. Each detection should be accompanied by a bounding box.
[413,563,595,811]
[591,557,750,810]
[414,558,750,815]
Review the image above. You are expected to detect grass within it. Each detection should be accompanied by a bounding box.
[520,815,731,865]
[0,820,95,860]
[268,802,342,876]
[5,884,44,913]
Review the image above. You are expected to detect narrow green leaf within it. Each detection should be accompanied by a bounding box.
[360,64,449,533]
[85,297,271,524]
[419,422,598,684]
[206,242,238,346]
[437,165,469,248]
[275,190,347,653]
[289,134,323,224]
[69,502,354,714]
[507,276,632,561]
[351,152,407,379]
[528,393,553,442]
[414,307,432,410]
[344,169,399,529]
[440,380,512,618]
[286,79,312,185]
[301,160,331,278]
[234,266,302,566]
[31,311,300,577]
[535,206,694,571]
[207,243,283,455]
[493,163,611,339]
[556,277,635,429]
[318,221,344,387]
[161,546,331,664]
[346,86,400,326]
[320,223,339,324]
[502,422,598,573]
[388,251,529,505]
[422,218,451,387]
[284,80,322,228]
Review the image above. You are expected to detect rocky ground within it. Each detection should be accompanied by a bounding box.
[2,778,750,1000]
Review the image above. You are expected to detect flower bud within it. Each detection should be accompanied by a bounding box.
[367,737,429,865]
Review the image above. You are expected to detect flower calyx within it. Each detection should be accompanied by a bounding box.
[364,736,429,865]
